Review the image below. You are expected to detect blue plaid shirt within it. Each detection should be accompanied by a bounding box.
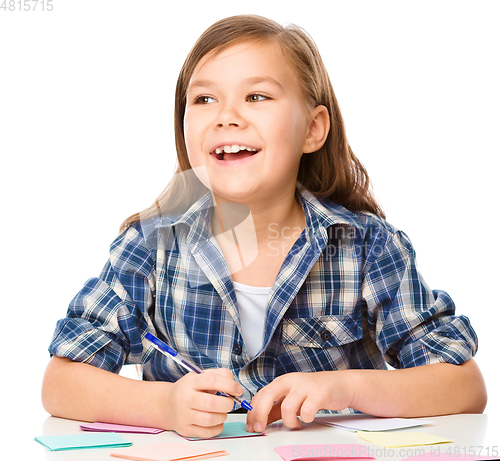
[49,187,477,410]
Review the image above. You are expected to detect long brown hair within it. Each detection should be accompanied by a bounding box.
[120,15,384,232]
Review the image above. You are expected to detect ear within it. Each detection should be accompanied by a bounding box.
[302,105,330,154]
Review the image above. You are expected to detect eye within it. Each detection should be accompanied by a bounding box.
[194,95,216,104]
[247,93,268,102]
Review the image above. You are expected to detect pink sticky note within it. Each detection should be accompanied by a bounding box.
[274,444,376,461]
[111,442,228,461]
[80,422,164,434]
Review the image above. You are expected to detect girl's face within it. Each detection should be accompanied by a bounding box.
[184,40,316,206]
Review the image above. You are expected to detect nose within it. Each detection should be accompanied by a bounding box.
[214,102,246,129]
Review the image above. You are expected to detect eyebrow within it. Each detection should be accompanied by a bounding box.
[244,76,284,90]
[187,76,284,91]
[188,79,215,91]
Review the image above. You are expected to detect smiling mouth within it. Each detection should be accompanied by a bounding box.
[211,144,261,161]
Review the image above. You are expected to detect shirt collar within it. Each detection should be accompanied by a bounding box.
[153,184,364,250]
[295,184,363,251]
[297,184,363,230]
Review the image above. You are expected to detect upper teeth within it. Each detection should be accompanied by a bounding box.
[215,145,258,154]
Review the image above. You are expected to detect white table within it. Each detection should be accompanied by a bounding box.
[9,412,500,460]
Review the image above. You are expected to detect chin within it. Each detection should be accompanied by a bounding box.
[212,185,260,204]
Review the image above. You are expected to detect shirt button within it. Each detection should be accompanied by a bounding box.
[232,344,243,355]
[320,329,332,342]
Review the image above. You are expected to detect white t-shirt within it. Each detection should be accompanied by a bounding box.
[233,281,271,359]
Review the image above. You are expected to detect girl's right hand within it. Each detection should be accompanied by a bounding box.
[161,368,243,438]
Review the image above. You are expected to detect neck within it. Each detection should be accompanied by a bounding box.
[211,187,305,248]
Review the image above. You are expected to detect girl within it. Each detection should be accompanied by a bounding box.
[42,15,486,438]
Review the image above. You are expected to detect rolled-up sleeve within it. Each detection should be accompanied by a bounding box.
[49,224,156,373]
[362,228,477,369]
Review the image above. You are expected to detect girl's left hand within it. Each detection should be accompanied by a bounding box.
[245,371,355,432]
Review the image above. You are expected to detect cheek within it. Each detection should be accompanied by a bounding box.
[183,116,212,189]
[183,114,202,167]
[266,106,309,149]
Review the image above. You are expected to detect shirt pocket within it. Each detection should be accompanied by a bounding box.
[282,310,363,349]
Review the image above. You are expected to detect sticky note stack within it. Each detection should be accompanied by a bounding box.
[356,431,453,448]
[35,433,132,451]
[111,442,229,460]
[80,422,164,434]
[181,422,264,441]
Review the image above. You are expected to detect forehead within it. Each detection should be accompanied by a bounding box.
[188,40,300,90]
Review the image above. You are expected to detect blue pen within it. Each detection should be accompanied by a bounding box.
[145,332,253,411]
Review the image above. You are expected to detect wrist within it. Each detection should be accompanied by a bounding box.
[341,369,365,411]
[143,380,175,431]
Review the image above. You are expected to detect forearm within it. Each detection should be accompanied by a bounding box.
[42,356,172,429]
[348,358,487,417]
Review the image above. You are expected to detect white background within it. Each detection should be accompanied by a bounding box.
[1,0,498,438]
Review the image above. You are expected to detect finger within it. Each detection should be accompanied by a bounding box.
[193,369,243,398]
[299,396,321,423]
[264,401,283,426]
[190,389,235,414]
[189,422,225,439]
[247,380,290,432]
[245,393,272,432]
[280,393,304,429]
[176,413,225,439]
[190,407,229,428]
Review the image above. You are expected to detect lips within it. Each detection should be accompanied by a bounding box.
[210,144,261,161]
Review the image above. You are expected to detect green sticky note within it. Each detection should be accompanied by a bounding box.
[183,421,265,441]
[35,432,132,451]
